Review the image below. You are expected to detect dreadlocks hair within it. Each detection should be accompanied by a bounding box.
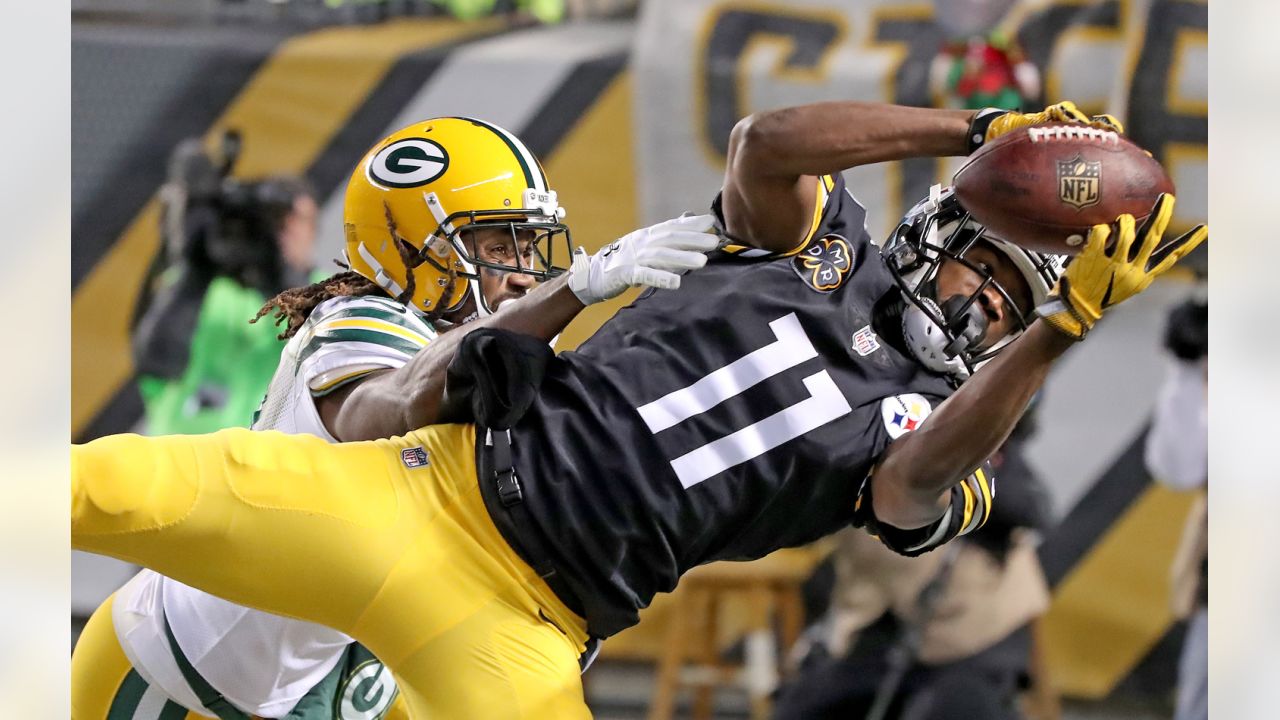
[252,269,384,340]
[251,201,461,338]
[424,238,459,326]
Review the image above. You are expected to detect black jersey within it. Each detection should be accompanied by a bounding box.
[508,175,957,637]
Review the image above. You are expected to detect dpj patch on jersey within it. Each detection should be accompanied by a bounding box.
[792,233,855,293]
[401,446,431,469]
[880,394,933,439]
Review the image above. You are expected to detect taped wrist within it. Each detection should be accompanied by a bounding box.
[1035,279,1095,340]
[567,247,596,305]
[967,108,1009,153]
[853,463,995,557]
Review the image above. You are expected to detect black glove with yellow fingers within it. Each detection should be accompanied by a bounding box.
[967,100,1123,153]
[1036,194,1208,340]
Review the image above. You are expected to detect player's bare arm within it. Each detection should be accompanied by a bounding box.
[872,320,1073,526]
[721,100,1118,254]
[722,102,972,252]
[321,215,720,441]
[319,272,584,441]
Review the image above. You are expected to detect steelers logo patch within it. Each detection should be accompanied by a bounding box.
[792,234,854,293]
[367,138,449,189]
[880,394,933,439]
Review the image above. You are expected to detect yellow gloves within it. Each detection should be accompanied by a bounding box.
[985,100,1123,143]
[1036,194,1207,340]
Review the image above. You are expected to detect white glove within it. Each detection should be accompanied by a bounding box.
[568,214,721,305]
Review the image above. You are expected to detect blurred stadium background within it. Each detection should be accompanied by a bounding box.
[71,0,1207,718]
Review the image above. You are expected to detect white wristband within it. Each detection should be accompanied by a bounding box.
[567,247,597,305]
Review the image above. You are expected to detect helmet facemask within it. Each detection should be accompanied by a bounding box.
[410,190,573,319]
[884,185,1064,379]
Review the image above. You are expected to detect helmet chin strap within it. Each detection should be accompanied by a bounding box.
[938,295,989,357]
[901,293,990,379]
[469,275,493,318]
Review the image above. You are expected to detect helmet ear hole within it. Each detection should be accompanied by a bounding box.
[889,242,922,272]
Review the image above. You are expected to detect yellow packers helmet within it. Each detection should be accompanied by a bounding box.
[342,116,571,317]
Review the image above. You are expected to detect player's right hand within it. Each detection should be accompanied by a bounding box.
[1035,194,1207,340]
[568,214,721,305]
[985,100,1124,143]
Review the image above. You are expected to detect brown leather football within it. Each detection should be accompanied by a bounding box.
[952,122,1174,255]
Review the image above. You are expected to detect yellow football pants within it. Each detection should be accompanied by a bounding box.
[72,424,591,720]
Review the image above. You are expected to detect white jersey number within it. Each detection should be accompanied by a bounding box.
[636,313,853,488]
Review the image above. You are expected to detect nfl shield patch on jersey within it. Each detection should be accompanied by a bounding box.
[401,446,430,469]
[852,325,880,356]
[880,394,933,439]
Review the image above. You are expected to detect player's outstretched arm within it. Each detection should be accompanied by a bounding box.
[870,195,1207,530]
[324,215,719,441]
[722,102,971,253]
[721,100,1120,254]
[323,274,582,441]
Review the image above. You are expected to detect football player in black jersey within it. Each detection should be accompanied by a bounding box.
[73,101,1207,719]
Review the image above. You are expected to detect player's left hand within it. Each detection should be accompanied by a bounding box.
[984,100,1124,144]
[568,214,721,305]
[1036,193,1207,340]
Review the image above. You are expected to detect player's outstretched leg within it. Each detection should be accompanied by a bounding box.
[71,427,415,635]
[390,596,592,719]
[72,424,592,719]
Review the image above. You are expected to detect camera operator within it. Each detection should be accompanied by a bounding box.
[131,133,318,434]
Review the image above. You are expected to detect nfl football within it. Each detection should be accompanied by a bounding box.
[952,123,1174,255]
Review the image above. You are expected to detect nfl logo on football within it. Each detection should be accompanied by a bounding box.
[401,446,430,469]
[1057,154,1101,209]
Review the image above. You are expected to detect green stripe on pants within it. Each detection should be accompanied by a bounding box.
[106,669,189,720]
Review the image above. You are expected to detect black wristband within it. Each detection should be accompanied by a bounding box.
[966,108,1009,154]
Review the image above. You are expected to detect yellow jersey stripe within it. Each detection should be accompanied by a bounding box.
[974,467,993,524]
[960,482,976,531]
[717,174,835,259]
[777,174,833,258]
[311,368,378,394]
[317,317,431,346]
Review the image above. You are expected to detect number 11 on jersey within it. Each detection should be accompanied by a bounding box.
[636,313,854,489]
